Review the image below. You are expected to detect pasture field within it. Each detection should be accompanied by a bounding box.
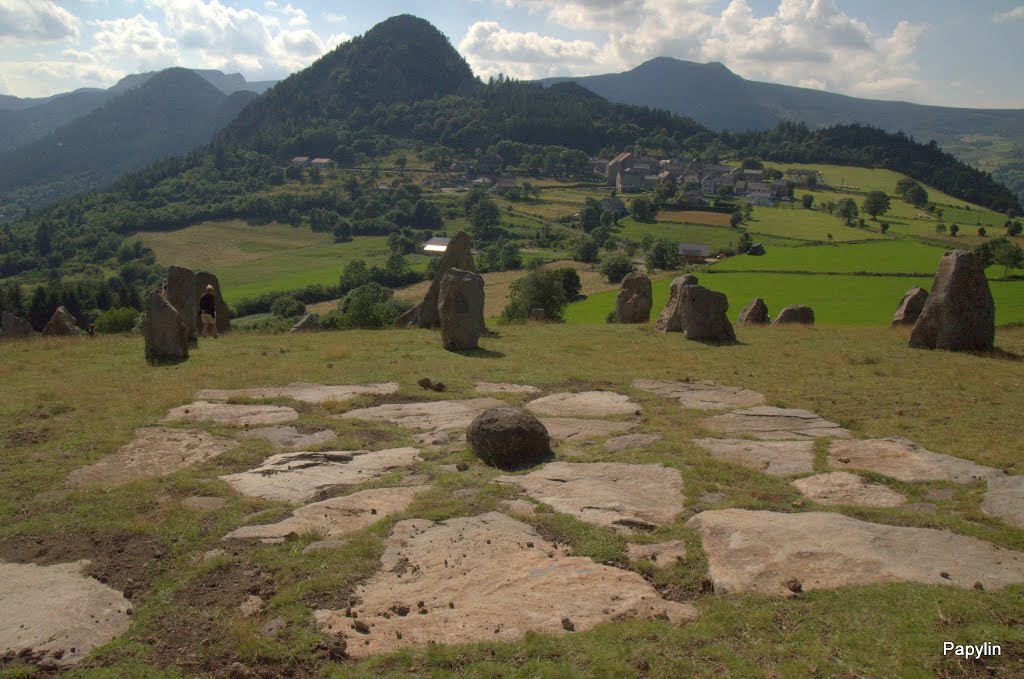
[763,162,974,206]
[565,271,1024,326]
[1,324,1023,677]
[613,217,785,250]
[742,203,886,242]
[710,240,949,276]
[136,221,429,304]
[658,210,732,226]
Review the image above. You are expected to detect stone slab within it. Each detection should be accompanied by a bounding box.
[526,391,640,418]
[539,418,635,441]
[195,382,399,404]
[224,486,424,541]
[982,476,1024,529]
[701,407,851,441]
[687,509,1024,596]
[792,472,906,507]
[66,427,238,488]
[474,382,541,394]
[632,379,766,410]
[338,398,506,431]
[314,512,697,658]
[220,448,422,503]
[240,426,338,449]
[828,437,1001,483]
[496,461,684,532]
[163,402,298,427]
[0,560,131,667]
[693,438,815,477]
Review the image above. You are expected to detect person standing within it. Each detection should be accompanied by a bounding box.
[199,284,218,338]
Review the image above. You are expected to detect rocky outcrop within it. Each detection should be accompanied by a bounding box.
[438,268,484,351]
[467,406,552,470]
[655,281,736,343]
[614,271,652,323]
[397,231,476,329]
[290,313,320,333]
[167,265,197,346]
[193,271,231,332]
[772,305,814,325]
[908,250,994,351]
[41,306,81,336]
[891,286,928,326]
[145,291,189,364]
[0,310,32,339]
[738,298,770,325]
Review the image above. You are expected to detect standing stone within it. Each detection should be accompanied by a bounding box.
[167,265,197,346]
[145,291,188,364]
[194,271,231,333]
[290,313,320,333]
[678,274,699,286]
[41,306,80,336]
[738,298,770,326]
[1,311,33,339]
[397,231,476,329]
[891,287,929,327]
[615,271,653,323]
[655,281,735,342]
[909,250,994,351]
[772,305,814,326]
[438,268,484,351]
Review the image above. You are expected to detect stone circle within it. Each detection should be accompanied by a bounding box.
[223,486,425,541]
[688,509,1024,596]
[633,379,766,410]
[792,472,906,507]
[692,438,815,477]
[220,447,422,503]
[701,407,851,440]
[313,512,697,658]
[163,402,298,427]
[496,461,684,532]
[195,382,399,404]
[66,427,238,488]
[828,438,1001,483]
[526,391,640,418]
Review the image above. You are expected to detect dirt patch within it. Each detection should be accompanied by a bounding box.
[2,426,52,449]
[0,531,165,598]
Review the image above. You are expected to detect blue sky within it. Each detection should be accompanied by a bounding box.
[1,0,1022,108]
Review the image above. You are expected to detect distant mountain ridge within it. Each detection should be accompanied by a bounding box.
[540,57,1024,200]
[0,68,255,209]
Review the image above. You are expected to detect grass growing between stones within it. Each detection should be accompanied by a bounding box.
[1,324,1023,676]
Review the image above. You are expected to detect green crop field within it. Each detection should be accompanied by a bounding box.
[136,221,430,304]
[710,240,949,275]
[613,217,759,250]
[764,162,971,206]
[566,271,1024,326]
[743,203,886,242]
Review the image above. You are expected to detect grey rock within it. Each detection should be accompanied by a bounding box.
[655,281,736,343]
[467,406,552,470]
[290,313,320,333]
[398,231,476,329]
[891,286,929,327]
[615,271,652,323]
[145,291,188,364]
[438,267,484,351]
[0,310,32,339]
[738,298,770,326]
[41,306,80,336]
[772,305,815,326]
[909,250,994,352]
[167,265,197,346]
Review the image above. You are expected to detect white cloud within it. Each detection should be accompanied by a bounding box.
[323,12,346,23]
[459,20,605,79]
[0,0,80,41]
[496,0,926,100]
[995,5,1024,22]
[91,14,179,69]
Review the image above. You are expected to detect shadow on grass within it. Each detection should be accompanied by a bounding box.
[981,347,1023,362]
[448,347,506,359]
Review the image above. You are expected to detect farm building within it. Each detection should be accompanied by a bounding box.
[423,237,451,254]
[678,242,712,263]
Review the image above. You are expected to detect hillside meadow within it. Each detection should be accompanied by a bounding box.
[1,324,1023,677]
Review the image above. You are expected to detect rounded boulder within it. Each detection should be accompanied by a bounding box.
[467,406,552,470]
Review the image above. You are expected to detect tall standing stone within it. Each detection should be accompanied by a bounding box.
[41,306,81,336]
[909,250,994,352]
[738,298,770,326]
[772,305,815,326]
[1,311,33,339]
[145,291,188,364]
[615,271,653,323]
[167,265,197,347]
[438,268,484,351]
[655,281,735,343]
[891,287,929,327]
[397,231,476,329]
[194,271,231,333]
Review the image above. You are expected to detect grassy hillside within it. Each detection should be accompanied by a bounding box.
[1,325,1022,676]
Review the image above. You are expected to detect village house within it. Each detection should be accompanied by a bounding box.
[289,156,311,166]
[310,158,332,169]
[606,151,633,185]
[678,242,712,263]
[422,236,451,254]
[616,171,643,193]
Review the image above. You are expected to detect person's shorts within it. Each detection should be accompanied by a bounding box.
[201,313,215,324]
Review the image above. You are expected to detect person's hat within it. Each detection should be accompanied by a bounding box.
[206,284,214,291]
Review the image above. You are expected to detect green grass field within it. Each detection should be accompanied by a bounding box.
[566,271,1024,326]
[2,325,1023,677]
[710,240,949,275]
[136,221,430,304]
